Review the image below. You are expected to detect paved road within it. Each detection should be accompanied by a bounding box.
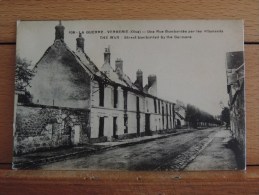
[40,127,230,171]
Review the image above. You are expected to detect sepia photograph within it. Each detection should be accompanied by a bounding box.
[13,20,245,170]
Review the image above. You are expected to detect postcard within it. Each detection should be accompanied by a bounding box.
[13,20,245,170]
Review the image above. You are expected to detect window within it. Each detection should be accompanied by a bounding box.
[114,86,118,108]
[136,96,140,112]
[146,99,149,112]
[158,100,160,114]
[154,98,157,113]
[99,82,104,107]
[123,89,127,110]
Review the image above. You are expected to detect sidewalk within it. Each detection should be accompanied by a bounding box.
[185,128,239,170]
[93,128,194,148]
[13,128,195,169]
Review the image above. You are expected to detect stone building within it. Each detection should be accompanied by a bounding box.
[16,22,177,152]
[226,51,245,150]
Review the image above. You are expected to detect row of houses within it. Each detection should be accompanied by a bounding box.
[15,22,186,153]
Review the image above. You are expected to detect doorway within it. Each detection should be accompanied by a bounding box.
[176,119,181,129]
[99,117,104,137]
[145,114,151,135]
[136,96,140,136]
[113,117,118,139]
[73,125,81,145]
[137,114,140,136]
[162,106,164,129]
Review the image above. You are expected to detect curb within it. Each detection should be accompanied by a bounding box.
[100,129,196,151]
[13,129,196,169]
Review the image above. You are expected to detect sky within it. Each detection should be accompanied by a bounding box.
[16,20,244,116]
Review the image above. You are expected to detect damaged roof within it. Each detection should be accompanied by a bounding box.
[101,58,139,90]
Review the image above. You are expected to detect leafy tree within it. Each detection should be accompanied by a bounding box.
[15,57,34,104]
[185,104,199,128]
[185,103,221,128]
[15,57,34,91]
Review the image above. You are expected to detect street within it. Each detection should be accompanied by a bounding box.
[40,127,238,171]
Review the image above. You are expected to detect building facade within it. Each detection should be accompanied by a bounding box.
[20,22,176,147]
[226,51,245,150]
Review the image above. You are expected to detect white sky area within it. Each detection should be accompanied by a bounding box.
[16,20,244,116]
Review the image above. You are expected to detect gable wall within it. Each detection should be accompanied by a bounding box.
[29,41,91,109]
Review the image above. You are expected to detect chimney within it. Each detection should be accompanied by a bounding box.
[55,21,65,40]
[76,32,85,52]
[148,74,157,87]
[115,58,123,78]
[104,46,111,64]
[136,69,143,89]
[147,74,157,96]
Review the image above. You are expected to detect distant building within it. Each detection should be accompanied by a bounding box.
[174,101,187,129]
[175,109,186,129]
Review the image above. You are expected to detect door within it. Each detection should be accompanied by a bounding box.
[68,126,72,146]
[99,117,104,137]
[124,114,128,133]
[137,114,140,136]
[145,114,151,135]
[136,96,140,136]
[177,119,181,129]
[73,125,81,145]
[166,105,169,130]
[113,117,118,139]
[162,106,164,129]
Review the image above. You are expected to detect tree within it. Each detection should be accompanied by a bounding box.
[185,104,199,128]
[15,57,34,91]
[185,103,221,128]
[15,57,34,104]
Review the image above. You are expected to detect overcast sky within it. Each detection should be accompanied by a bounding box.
[17,20,244,116]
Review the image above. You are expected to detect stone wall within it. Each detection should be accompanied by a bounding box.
[14,105,90,155]
[230,82,245,152]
